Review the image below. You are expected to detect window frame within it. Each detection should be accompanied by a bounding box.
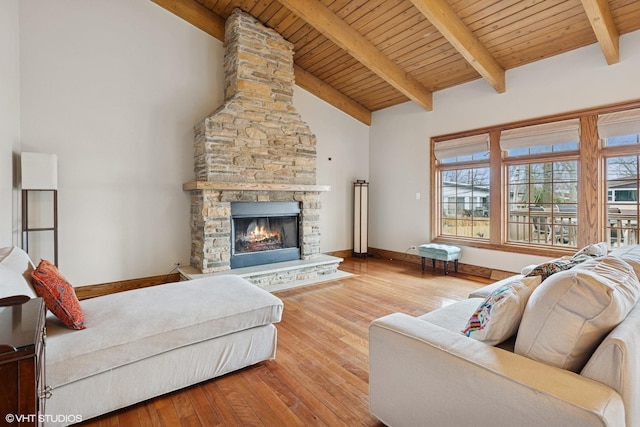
[430,100,640,258]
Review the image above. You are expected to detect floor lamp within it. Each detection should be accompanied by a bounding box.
[21,152,58,266]
[353,180,368,257]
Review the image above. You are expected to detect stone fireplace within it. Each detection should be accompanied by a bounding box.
[183,9,335,281]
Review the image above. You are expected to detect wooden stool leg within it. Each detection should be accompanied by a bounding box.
[421,257,425,272]
[432,258,436,271]
[444,261,449,275]
[454,259,459,273]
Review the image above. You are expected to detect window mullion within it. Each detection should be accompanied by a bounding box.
[578,114,600,246]
[489,130,502,245]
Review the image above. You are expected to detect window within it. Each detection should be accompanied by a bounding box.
[507,161,578,247]
[503,120,580,249]
[605,156,639,247]
[431,102,640,256]
[601,108,640,248]
[440,167,490,239]
[435,134,490,240]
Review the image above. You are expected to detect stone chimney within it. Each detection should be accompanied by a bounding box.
[193,8,317,185]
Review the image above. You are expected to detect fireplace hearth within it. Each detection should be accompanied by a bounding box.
[231,202,301,268]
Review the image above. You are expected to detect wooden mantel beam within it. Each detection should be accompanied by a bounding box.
[276,0,433,111]
[580,0,620,65]
[408,0,506,94]
[150,0,372,125]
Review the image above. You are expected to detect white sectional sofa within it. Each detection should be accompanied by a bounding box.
[0,246,283,426]
[369,245,640,427]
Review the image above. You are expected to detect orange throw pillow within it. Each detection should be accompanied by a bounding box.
[31,260,85,330]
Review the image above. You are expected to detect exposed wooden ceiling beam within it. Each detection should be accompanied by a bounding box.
[150,0,372,125]
[276,0,433,111]
[408,0,505,94]
[152,0,225,40]
[580,0,620,65]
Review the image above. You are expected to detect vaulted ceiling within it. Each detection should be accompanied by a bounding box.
[151,0,640,125]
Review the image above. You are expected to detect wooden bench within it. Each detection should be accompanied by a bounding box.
[419,244,461,275]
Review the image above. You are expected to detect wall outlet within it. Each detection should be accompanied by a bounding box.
[174,262,182,268]
[409,245,417,251]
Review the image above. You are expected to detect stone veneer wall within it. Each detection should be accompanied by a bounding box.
[189,9,322,273]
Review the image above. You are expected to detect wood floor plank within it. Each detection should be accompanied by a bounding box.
[245,366,306,426]
[115,406,141,427]
[135,400,163,426]
[152,394,182,427]
[76,257,487,426]
[185,385,223,427]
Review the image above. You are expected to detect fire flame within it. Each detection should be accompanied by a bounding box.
[250,225,277,242]
[246,221,281,243]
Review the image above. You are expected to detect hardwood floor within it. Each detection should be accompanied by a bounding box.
[79,257,489,427]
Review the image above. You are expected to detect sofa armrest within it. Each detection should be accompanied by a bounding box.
[369,313,625,427]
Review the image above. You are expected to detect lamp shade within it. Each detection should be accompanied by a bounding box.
[21,152,58,190]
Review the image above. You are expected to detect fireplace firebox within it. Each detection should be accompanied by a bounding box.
[230,202,301,269]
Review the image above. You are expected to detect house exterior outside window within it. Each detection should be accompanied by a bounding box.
[507,160,578,247]
[440,168,490,239]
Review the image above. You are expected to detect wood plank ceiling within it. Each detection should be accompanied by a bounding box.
[152,0,640,125]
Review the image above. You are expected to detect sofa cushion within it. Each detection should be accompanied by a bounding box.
[611,245,640,278]
[515,255,640,372]
[581,302,640,427]
[0,246,36,299]
[44,274,283,388]
[462,276,542,345]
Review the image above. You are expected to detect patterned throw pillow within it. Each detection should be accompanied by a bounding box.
[462,276,542,345]
[525,255,591,281]
[31,260,85,330]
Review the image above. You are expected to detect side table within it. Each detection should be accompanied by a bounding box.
[0,297,46,426]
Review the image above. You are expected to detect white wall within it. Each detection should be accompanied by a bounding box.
[370,30,640,273]
[294,86,370,253]
[19,0,223,285]
[0,0,20,247]
[17,0,368,285]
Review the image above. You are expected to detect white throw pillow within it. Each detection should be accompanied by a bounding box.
[515,255,640,372]
[461,276,542,345]
[0,246,37,299]
[520,264,538,276]
[574,241,609,258]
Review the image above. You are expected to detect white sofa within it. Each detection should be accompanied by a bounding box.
[0,246,283,426]
[369,245,640,427]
